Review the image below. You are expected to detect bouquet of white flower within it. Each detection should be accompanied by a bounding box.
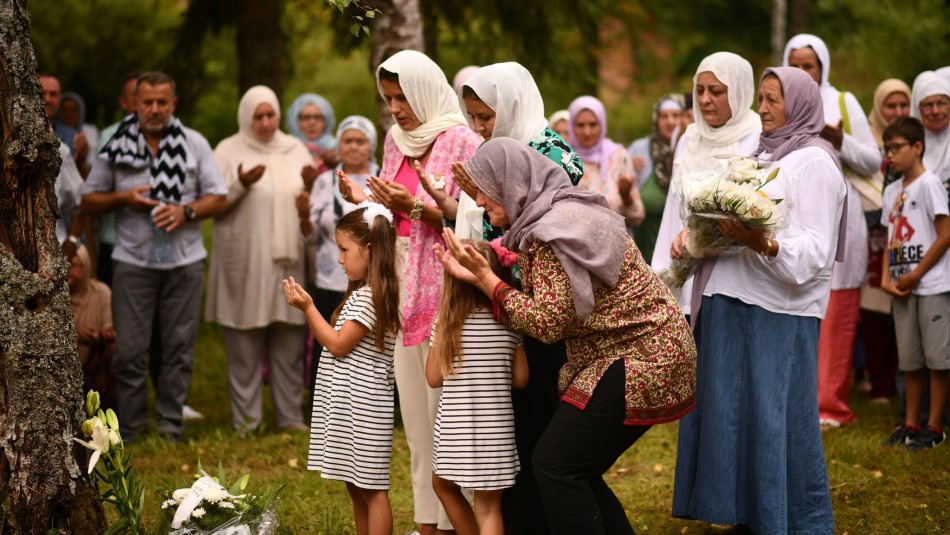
[659,156,784,289]
[157,463,282,535]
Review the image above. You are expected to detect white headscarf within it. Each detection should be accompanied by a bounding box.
[335,115,378,163]
[911,71,950,181]
[376,50,468,158]
[548,110,569,130]
[672,52,761,197]
[782,33,832,91]
[219,85,310,263]
[461,62,548,144]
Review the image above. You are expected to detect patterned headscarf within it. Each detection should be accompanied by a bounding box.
[464,138,627,320]
[648,94,685,190]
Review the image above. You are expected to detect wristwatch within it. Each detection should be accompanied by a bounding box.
[183,205,196,221]
[408,198,425,220]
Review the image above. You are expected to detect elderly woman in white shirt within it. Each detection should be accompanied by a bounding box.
[673,66,845,535]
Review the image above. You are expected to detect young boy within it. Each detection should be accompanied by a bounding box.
[880,117,950,450]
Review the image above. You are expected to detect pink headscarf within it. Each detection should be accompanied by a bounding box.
[567,96,623,167]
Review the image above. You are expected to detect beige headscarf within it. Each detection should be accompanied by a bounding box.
[868,79,912,146]
[217,85,310,263]
[70,245,112,365]
[461,62,548,144]
[376,50,469,158]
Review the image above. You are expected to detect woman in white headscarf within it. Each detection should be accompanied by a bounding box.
[783,33,872,428]
[911,71,950,184]
[652,51,762,316]
[547,110,570,140]
[339,50,482,535]
[206,85,313,433]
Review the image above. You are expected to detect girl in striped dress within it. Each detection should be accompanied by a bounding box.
[426,240,528,535]
[283,203,400,535]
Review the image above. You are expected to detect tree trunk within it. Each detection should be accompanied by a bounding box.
[236,0,285,96]
[0,0,107,533]
[771,0,788,66]
[366,0,425,132]
[790,0,810,35]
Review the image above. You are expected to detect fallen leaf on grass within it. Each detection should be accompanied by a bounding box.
[288,458,299,468]
[180,463,190,472]
[681,527,688,534]
[654,463,664,472]
[616,467,628,474]
[872,471,882,478]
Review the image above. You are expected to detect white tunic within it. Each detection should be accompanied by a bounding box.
[652,129,761,314]
[704,146,846,318]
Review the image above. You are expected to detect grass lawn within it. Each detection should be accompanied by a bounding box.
[113,318,950,534]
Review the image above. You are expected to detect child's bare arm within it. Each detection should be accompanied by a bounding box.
[511,344,529,389]
[880,237,909,298]
[425,344,444,388]
[898,215,950,292]
[283,276,369,357]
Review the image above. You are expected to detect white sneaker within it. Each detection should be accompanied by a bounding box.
[182,404,204,420]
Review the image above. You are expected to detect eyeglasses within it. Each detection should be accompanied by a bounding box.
[919,98,950,112]
[298,114,325,122]
[882,141,909,155]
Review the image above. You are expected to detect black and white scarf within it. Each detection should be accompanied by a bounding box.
[98,114,189,203]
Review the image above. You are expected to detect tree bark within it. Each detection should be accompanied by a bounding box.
[790,0,810,35]
[0,0,106,532]
[236,0,285,96]
[771,0,788,67]
[366,0,425,132]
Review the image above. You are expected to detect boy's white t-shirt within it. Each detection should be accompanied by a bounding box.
[881,170,950,295]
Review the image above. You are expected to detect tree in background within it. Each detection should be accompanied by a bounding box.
[0,0,107,531]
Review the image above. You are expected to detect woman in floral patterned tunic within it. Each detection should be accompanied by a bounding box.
[435,137,696,534]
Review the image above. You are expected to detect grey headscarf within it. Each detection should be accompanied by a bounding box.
[464,138,627,320]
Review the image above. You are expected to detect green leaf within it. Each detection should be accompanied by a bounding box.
[350,23,360,37]
[217,459,226,485]
[230,473,250,495]
[365,9,376,18]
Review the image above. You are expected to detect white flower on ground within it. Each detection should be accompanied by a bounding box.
[191,507,206,519]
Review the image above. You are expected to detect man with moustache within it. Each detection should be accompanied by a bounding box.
[81,72,227,441]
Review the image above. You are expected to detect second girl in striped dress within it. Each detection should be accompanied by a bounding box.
[426,240,528,535]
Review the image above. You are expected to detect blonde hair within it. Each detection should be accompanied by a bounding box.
[432,240,510,377]
[332,208,401,352]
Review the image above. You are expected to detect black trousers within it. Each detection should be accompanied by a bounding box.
[533,360,651,535]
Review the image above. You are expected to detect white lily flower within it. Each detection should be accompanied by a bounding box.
[71,417,111,474]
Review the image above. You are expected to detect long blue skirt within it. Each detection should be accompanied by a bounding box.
[672,294,834,535]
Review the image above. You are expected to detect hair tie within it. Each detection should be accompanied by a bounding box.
[490,238,518,267]
[358,201,393,227]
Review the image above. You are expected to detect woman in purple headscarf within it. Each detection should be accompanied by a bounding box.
[569,96,645,236]
[435,137,696,534]
[672,67,846,534]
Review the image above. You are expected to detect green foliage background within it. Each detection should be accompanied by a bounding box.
[29,0,950,148]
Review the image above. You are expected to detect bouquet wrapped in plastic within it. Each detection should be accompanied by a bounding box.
[659,156,785,289]
[158,464,282,535]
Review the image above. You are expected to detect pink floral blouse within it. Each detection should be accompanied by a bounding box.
[493,237,696,424]
[379,125,482,346]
